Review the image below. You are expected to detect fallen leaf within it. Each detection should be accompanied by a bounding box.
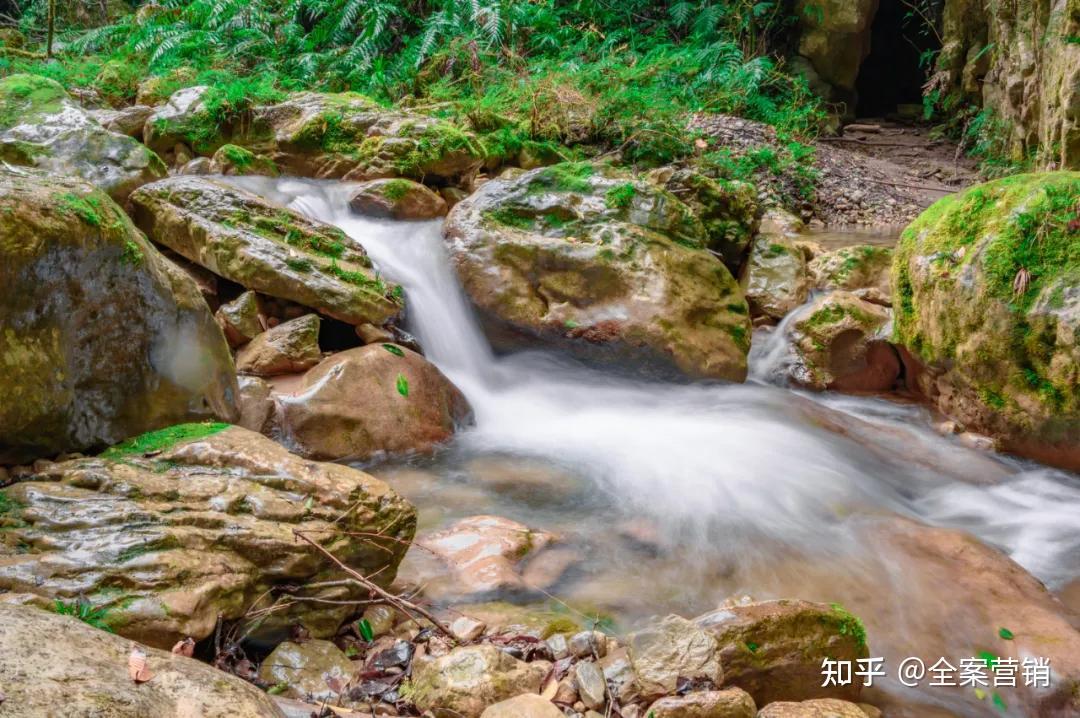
[396,373,409,397]
[171,637,195,657]
[128,643,154,683]
[998,627,1014,640]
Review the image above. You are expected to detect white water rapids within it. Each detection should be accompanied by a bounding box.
[232,177,1080,715]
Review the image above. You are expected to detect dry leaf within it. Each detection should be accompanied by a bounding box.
[171,637,195,657]
[128,643,154,683]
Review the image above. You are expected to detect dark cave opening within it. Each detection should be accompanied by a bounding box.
[855,0,940,117]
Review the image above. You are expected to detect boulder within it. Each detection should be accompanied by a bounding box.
[788,291,898,391]
[89,103,155,138]
[757,698,871,718]
[796,0,877,99]
[349,177,449,220]
[0,171,237,464]
[893,173,1080,469]
[216,290,266,347]
[244,92,485,182]
[209,143,280,176]
[236,313,323,376]
[444,162,752,381]
[740,233,811,320]
[275,344,471,461]
[130,176,403,327]
[257,639,355,701]
[0,425,416,648]
[695,599,869,706]
[480,693,564,718]
[0,603,285,718]
[406,644,550,718]
[143,86,221,158]
[408,515,554,598]
[645,688,757,718]
[0,74,165,201]
[627,614,724,699]
[808,245,892,295]
[648,167,760,270]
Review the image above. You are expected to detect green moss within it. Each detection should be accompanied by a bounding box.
[393,122,480,176]
[380,178,414,202]
[532,161,596,193]
[57,192,102,227]
[604,182,636,209]
[0,74,67,127]
[101,422,230,459]
[829,603,868,652]
[285,257,314,273]
[219,143,254,168]
[484,207,536,230]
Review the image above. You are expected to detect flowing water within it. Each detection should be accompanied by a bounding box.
[232,178,1080,716]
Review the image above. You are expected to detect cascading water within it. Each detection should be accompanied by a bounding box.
[231,177,1080,715]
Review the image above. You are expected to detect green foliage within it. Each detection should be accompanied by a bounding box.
[101,421,231,458]
[396,373,410,397]
[357,618,375,642]
[605,183,637,209]
[53,597,114,633]
[381,343,405,357]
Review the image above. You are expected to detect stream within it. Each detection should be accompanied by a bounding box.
[232,177,1080,716]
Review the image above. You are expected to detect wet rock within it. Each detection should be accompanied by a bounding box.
[757,698,870,718]
[522,546,583,590]
[628,614,724,699]
[210,143,279,176]
[241,92,484,183]
[574,660,607,710]
[130,176,403,327]
[257,639,355,701]
[0,426,415,648]
[893,173,1080,470]
[217,290,266,347]
[349,178,448,220]
[411,516,553,598]
[788,291,897,391]
[143,86,221,159]
[0,75,165,201]
[445,162,752,381]
[695,599,868,705]
[808,245,892,294]
[0,171,237,464]
[450,615,488,642]
[0,603,285,717]
[739,233,811,321]
[275,344,471,461]
[90,103,155,138]
[645,687,757,718]
[237,313,322,376]
[479,693,564,718]
[648,167,760,271]
[237,375,275,433]
[407,644,550,718]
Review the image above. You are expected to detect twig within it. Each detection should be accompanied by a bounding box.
[292,529,457,643]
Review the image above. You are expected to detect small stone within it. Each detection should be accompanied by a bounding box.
[645,687,757,718]
[479,693,564,718]
[362,605,397,638]
[236,314,322,377]
[627,615,723,699]
[554,676,578,704]
[349,178,448,220]
[958,432,996,451]
[545,633,569,659]
[450,616,487,643]
[574,661,606,711]
[356,322,395,344]
[757,698,869,718]
[256,639,354,701]
[568,630,607,658]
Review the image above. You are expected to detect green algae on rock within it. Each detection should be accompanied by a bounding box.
[130,176,404,327]
[892,172,1080,469]
[0,74,165,201]
[0,170,237,464]
[0,426,416,649]
[444,162,753,381]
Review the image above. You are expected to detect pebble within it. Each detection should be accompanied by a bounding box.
[546,633,570,660]
[568,630,607,658]
[449,616,486,643]
[574,661,606,711]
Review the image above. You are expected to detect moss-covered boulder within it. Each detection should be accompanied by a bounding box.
[893,172,1080,469]
[143,86,222,160]
[0,425,416,649]
[130,176,403,327]
[349,177,448,220]
[444,162,752,381]
[788,291,897,391]
[209,143,279,177]
[0,75,165,202]
[695,599,869,706]
[648,168,760,272]
[0,171,237,464]
[809,245,892,295]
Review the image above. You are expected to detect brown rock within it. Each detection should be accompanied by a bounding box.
[256,639,354,701]
[645,687,757,718]
[237,314,322,376]
[479,693,564,718]
[756,698,869,718]
[236,375,274,433]
[349,178,448,220]
[628,614,724,699]
[407,644,549,718]
[216,290,265,348]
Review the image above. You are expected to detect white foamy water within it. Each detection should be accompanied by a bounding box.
[231,177,1080,715]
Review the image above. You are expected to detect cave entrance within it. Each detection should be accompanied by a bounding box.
[855,0,940,118]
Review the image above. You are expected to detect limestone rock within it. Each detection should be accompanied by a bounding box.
[740,233,811,320]
[349,178,448,220]
[808,245,892,295]
[479,693,565,718]
[130,176,403,327]
[645,687,757,718]
[444,162,752,381]
[407,644,549,718]
[257,639,355,701]
[893,173,1080,469]
[0,603,285,718]
[695,599,868,705]
[237,313,322,376]
[276,344,472,461]
[0,74,165,201]
[757,698,870,718]
[217,290,266,347]
[0,425,416,648]
[0,171,237,464]
[788,291,897,391]
[627,614,724,699]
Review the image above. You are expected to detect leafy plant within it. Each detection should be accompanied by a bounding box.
[53,597,113,632]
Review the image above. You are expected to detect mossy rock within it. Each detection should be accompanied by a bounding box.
[809,244,892,294]
[0,74,165,201]
[893,172,1080,468]
[0,171,237,463]
[788,291,895,391]
[209,144,279,177]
